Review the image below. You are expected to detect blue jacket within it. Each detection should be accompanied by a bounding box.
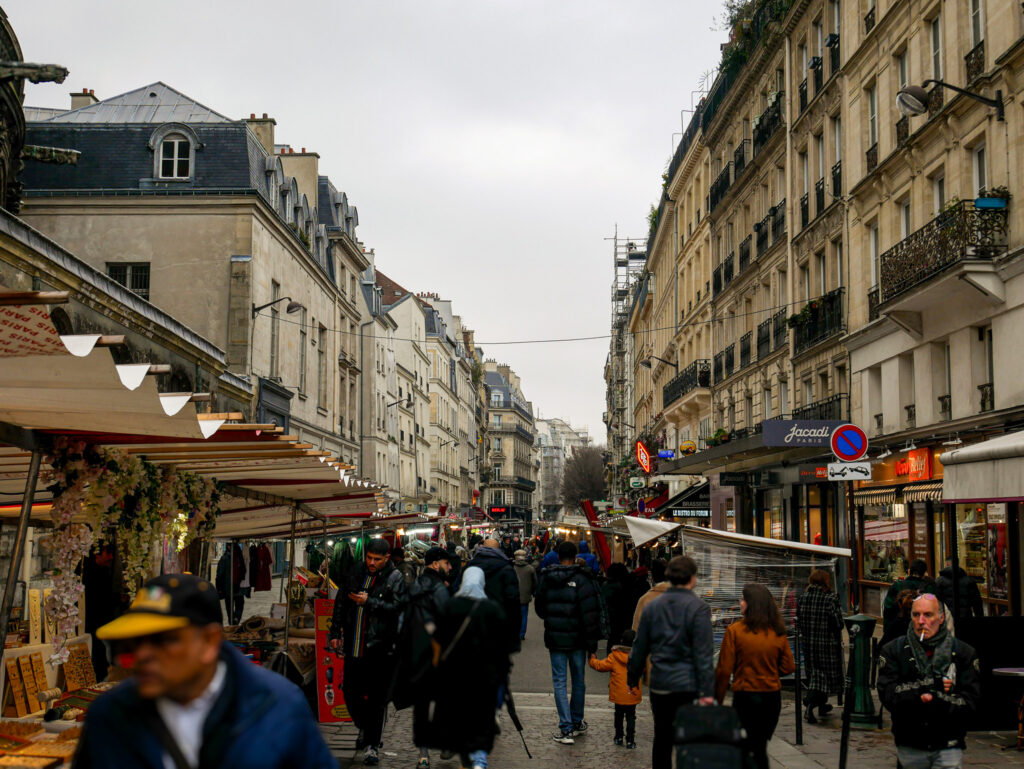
[577,541,600,574]
[72,642,335,769]
[540,550,559,570]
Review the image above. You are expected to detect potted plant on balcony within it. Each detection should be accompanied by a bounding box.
[977,186,1010,209]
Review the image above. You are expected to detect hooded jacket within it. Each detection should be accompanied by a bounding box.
[534,563,607,652]
[589,646,642,705]
[513,556,537,604]
[329,559,407,656]
[576,541,600,574]
[72,642,335,769]
[627,586,714,697]
[466,546,522,653]
[936,566,983,619]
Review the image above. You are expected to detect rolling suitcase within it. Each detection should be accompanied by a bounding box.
[673,704,749,769]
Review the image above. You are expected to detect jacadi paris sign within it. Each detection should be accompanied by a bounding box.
[762,420,846,447]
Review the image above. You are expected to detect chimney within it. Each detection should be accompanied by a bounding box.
[245,113,277,155]
[279,146,321,207]
[70,88,99,111]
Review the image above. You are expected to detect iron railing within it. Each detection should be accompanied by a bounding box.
[868,285,880,321]
[905,404,916,428]
[938,394,951,421]
[815,177,826,217]
[663,359,711,407]
[753,96,785,155]
[794,393,849,421]
[832,160,842,198]
[793,287,845,355]
[708,162,734,213]
[927,86,944,117]
[864,7,876,34]
[734,140,750,177]
[739,332,752,368]
[896,115,909,147]
[966,40,985,83]
[772,199,786,240]
[724,343,735,377]
[756,215,771,254]
[772,308,787,350]
[713,352,724,383]
[739,235,752,273]
[713,264,723,297]
[723,251,735,287]
[800,193,810,228]
[799,79,808,113]
[866,143,878,173]
[878,201,1009,304]
[757,319,771,359]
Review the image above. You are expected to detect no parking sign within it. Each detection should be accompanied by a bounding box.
[830,423,869,462]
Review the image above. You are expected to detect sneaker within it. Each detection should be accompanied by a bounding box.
[572,720,588,736]
[626,741,636,750]
[363,746,379,766]
[553,730,575,745]
[417,759,430,769]
[614,737,624,746]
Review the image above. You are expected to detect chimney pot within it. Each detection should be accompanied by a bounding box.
[301,147,306,153]
[89,89,95,95]
[250,113,256,119]
[289,147,294,154]
[82,88,88,94]
[262,113,268,119]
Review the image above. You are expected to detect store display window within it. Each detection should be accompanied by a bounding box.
[862,502,909,582]
[955,503,1008,602]
[761,489,783,539]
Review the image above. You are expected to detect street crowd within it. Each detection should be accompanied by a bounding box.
[69,538,983,769]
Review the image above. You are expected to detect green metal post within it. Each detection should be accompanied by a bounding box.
[843,613,880,726]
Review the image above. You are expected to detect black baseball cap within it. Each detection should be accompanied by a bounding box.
[96,574,223,640]
[424,547,450,565]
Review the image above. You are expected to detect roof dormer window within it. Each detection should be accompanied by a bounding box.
[160,134,190,178]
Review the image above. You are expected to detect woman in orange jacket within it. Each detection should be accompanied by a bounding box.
[715,583,795,769]
[589,629,642,749]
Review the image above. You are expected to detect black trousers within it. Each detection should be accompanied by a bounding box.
[649,691,696,769]
[614,704,637,740]
[732,690,781,769]
[343,651,392,747]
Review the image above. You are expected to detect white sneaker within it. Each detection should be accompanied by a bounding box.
[552,730,575,744]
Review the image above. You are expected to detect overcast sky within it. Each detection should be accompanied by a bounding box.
[11,0,723,442]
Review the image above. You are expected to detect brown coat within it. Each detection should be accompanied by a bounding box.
[589,646,642,705]
[631,581,671,630]
[714,619,795,704]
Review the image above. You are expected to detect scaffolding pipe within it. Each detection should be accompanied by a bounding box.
[0,451,42,647]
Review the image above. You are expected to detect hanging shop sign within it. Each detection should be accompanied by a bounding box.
[893,448,932,481]
[679,440,697,454]
[315,598,351,723]
[658,450,676,459]
[629,477,645,489]
[636,440,652,473]
[830,424,869,462]
[719,472,749,486]
[762,419,845,447]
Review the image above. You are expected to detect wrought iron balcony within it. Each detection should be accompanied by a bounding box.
[966,40,985,83]
[866,143,878,173]
[734,140,749,177]
[739,235,752,273]
[832,160,842,198]
[927,86,944,117]
[938,394,951,421]
[815,178,826,217]
[753,96,784,155]
[771,199,786,240]
[827,34,840,74]
[793,393,849,421]
[864,7,876,34]
[708,162,734,213]
[662,359,711,408]
[739,332,752,369]
[896,115,909,147]
[757,319,771,359]
[723,251,735,287]
[792,287,845,355]
[713,264,723,297]
[756,215,770,254]
[812,62,823,94]
[979,383,994,413]
[800,193,810,228]
[878,201,1009,304]
[772,308,787,350]
[799,79,808,113]
[713,352,724,383]
[868,285,880,321]
[723,343,735,377]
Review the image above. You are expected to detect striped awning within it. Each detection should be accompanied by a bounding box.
[903,480,944,503]
[853,485,898,505]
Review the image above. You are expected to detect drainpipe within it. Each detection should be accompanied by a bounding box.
[784,32,796,418]
[359,317,374,478]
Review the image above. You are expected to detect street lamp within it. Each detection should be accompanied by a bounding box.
[386,395,414,409]
[897,80,1003,122]
[639,355,678,372]
[252,296,305,318]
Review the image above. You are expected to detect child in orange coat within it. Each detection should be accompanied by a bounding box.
[588,629,642,748]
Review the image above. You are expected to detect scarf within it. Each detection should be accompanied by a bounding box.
[906,621,955,680]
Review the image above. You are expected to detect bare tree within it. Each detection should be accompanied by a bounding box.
[561,446,607,512]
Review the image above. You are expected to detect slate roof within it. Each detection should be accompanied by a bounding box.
[29,82,231,124]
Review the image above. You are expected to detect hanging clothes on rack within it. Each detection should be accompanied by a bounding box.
[253,542,274,591]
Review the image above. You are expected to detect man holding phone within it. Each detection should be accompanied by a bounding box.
[329,539,407,766]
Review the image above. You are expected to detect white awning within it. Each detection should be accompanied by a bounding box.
[940,429,1024,502]
[623,516,681,547]
[680,524,852,558]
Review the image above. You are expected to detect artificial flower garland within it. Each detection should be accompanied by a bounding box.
[43,437,219,662]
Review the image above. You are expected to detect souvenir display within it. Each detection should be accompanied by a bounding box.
[0,722,42,740]
[62,644,95,692]
[3,660,28,718]
[16,742,78,760]
[55,726,81,742]
[16,658,39,713]
[0,734,30,752]
[27,591,41,647]
[0,756,61,768]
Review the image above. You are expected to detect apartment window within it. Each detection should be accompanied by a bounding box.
[834,239,844,288]
[970,0,984,46]
[159,135,190,179]
[931,16,943,80]
[816,252,826,294]
[801,265,811,301]
[867,85,877,145]
[818,371,829,400]
[897,50,909,90]
[900,199,912,238]
[815,22,823,55]
[831,0,840,33]
[833,116,842,161]
[779,379,789,416]
[803,377,814,405]
[317,324,327,409]
[869,224,879,285]
[269,280,280,378]
[983,325,994,385]
[801,151,809,194]
[763,387,773,420]
[106,262,150,300]
[298,308,307,395]
[492,414,501,427]
[973,143,987,194]
[933,172,946,212]
[493,437,502,452]
[815,134,825,184]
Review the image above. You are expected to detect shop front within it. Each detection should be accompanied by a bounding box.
[663,480,711,528]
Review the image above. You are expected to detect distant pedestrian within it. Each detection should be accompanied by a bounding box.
[883,559,937,639]
[391,546,417,587]
[577,540,600,574]
[513,549,537,640]
[715,583,795,769]
[936,560,983,620]
[877,594,981,769]
[467,538,522,654]
[631,559,670,630]
[535,540,607,745]
[796,569,843,724]
[601,563,633,655]
[628,555,715,769]
[589,628,641,749]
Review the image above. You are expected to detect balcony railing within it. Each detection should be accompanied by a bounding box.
[713,352,724,383]
[815,177,826,217]
[771,199,786,240]
[713,264,723,297]
[724,343,735,377]
[756,215,770,254]
[739,332,752,369]
[663,359,711,408]
[864,7,876,34]
[812,60,823,94]
[979,383,994,413]
[966,40,985,83]
[739,235,752,273]
[827,34,841,74]
[753,95,784,155]
[734,140,749,177]
[868,285,880,321]
[866,143,878,173]
[799,79,808,113]
[800,193,810,228]
[708,162,733,213]
[878,201,1009,304]
[792,287,845,355]
[896,115,909,147]
[757,319,771,359]
[832,160,842,198]
[927,86,944,117]
[723,251,735,287]
[772,308,787,350]
[793,393,849,421]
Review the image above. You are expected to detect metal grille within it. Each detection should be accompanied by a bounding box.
[106,262,150,300]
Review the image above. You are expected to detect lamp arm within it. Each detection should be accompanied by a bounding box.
[924,79,1004,119]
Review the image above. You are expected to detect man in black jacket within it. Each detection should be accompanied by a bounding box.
[330,539,407,766]
[467,538,522,654]
[877,593,981,769]
[535,540,607,745]
[935,560,984,620]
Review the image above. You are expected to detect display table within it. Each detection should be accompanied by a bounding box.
[993,667,1024,751]
[0,637,92,718]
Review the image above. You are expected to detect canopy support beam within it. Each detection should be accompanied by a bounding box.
[219,483,324,521]
[0,450,42,646]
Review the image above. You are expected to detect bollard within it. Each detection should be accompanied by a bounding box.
[843,614,881,726]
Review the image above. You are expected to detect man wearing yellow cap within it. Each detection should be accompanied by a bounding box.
[72,573,334,769]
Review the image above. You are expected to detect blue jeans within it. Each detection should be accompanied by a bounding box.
[896,746,963,769]
[549,649,587,733]
[467,749,488,767]
[520,604,529,638]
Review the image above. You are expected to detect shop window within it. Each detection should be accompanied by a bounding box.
[762,488,783,539]
[863,502,910,583]
[955,503,1008,605]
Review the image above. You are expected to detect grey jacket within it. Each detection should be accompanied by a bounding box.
[514,561,537,604]
[627,586,714,697]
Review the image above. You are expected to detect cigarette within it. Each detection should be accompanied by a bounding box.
[920,631,925,642]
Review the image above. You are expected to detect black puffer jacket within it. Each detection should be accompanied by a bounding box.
[534,564,607,652]
[409,567,451,619]
[329,560,407,655]
[467,546,522,653]
[877,635,981,750]
[935,566,983,619]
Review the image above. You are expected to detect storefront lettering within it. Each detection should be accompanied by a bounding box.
[894,449,932,481]
[784,424,833,443]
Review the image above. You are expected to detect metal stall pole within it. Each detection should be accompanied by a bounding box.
[794,619,803,745]
[282,507,298,658]
[948,502,962,625]
[0,450,42,645]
